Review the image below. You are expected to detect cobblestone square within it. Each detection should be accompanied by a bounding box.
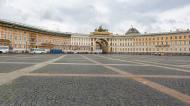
[0,54,190,106]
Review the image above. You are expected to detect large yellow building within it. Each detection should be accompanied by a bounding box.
[0,20,190,55]
[0,20,71,53]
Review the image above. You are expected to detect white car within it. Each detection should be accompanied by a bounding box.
[0,46,9,53]
[30,48,47,54]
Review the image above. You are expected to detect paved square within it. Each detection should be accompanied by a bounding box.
[147,78,190,96]
[0,64,34,73]
[0,76,188,106]
[33,64,117,74]
[112,66,190,76]
[0,54,190,106]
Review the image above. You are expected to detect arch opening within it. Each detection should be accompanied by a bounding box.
[95,39,109,54]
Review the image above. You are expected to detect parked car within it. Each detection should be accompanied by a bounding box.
[30,48,47,54]
[50,49,63,54]
[0,46,9,53]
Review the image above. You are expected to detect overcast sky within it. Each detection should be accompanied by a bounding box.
[0,0,190,34]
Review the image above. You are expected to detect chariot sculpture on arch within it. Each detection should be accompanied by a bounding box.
[95,25,108,32]
[91,25,112,36]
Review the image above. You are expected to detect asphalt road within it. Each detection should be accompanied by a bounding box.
[0,54,190,106]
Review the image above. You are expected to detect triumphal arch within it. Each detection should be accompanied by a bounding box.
[90,26,113,54]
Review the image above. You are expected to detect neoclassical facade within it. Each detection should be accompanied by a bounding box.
[0,20,190,55]
[0,20,70,53]
[71,26,190,55]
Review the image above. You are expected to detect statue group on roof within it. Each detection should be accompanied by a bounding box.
[95,25,108,32]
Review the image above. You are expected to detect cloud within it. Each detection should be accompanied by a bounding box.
[0,0,190,34]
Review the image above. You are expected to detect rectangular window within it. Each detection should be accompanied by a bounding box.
[15,36,17,40]
[175,41,177,45]
[24,35,27,41]
[10,34,12,40]
[4,33,6,39]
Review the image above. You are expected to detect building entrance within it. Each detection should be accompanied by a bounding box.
[95,39,109,54]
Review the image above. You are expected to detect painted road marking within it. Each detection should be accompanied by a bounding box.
[98,55,190,73]
[134,60,190,73]
[85,55,190,104]
[0,62,37,64]
[26,73,190,79]
[0,55,65,86]
[110,55,190,69]
[50,62,150,66]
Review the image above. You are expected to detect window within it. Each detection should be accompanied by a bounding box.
[15,36,17,40]
[179,41,182,45]
[24,35,27,41]
[10,34,12,40]
[179,36,182,39]
[4,33,6,39]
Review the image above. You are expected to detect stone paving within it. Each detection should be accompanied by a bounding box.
[0,54,190,106]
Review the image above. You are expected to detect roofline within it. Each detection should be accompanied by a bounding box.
[0,19,71,37]
[141,30,190,36]
[1,19,189,38]
[119,30,190,37]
